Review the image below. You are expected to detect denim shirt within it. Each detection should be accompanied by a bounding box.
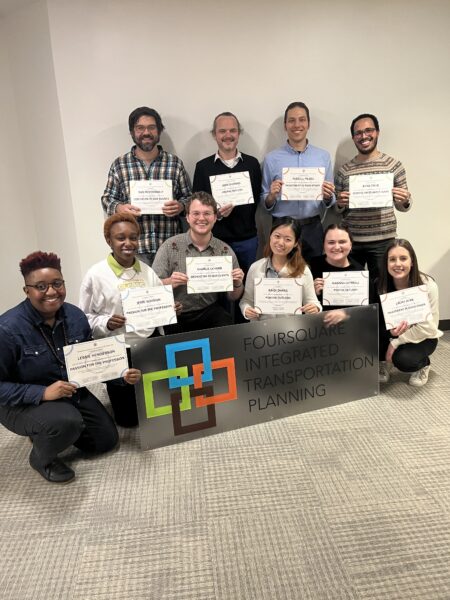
[0,300,91,407]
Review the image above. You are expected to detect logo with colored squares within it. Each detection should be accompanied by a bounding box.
[142,338,238,435]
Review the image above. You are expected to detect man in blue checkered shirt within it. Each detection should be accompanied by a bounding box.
[101,107,192,266]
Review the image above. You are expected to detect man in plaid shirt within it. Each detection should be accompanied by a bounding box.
[101,107,192,265]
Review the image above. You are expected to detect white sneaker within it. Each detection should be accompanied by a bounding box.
[379,361,392,384]
[409,366,430,387]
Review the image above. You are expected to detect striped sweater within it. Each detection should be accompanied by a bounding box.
[335,153,412,243]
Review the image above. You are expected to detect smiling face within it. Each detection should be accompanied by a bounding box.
[284,106,310,148]
[324,228,352,267]
[131,115,160,152]
[213,115,240,157]
[387,246,413,287]
[352,117,379,156]
[24,268,66,321]
[107,221,139,267]
[186,199,217,237]
[269,224,298,258]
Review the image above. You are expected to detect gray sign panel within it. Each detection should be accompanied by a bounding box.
[131,305,379,450]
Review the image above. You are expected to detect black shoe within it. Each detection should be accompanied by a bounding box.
[29,450,75,484]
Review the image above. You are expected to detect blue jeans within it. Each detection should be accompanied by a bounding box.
[228,236,258,275]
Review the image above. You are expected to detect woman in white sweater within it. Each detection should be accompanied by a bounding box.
[239,217,321,320]
[378,239,442,387]
[80,214,164,427]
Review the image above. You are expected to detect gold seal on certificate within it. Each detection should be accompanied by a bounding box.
[349,173,394,209]
[209,171,254,206]
[254,278,303,315]
[63,335,129,387]
[380,285,432,329]
[121,285,177,330]
[186,256,233,294]
[281,167,325,201]
[322,271,369,306]
[129,179,173,214]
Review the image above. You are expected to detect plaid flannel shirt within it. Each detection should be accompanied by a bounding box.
[101,145,192,255]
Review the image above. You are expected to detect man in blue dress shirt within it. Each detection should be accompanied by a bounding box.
[261,101,335,261]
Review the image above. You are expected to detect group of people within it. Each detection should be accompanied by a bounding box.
[0,102,442,485]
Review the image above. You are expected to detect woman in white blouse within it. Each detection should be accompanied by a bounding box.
[239,217,321,321]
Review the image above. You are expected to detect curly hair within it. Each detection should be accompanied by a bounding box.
[185,191,218,215]
[103,213,140,241]
[19,251,62,278]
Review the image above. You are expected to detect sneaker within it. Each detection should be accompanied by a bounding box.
[379,361,392,384]
[409,365,430,387]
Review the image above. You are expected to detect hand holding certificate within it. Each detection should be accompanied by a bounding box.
[349,173,394,209]
[129,179,173,214]
[63,335,129,387]
[322,271,369,306]
[380,285,432,329]
[186,256,233,294]
[254,278,303,315]
[121,285,177,330]
[209,172,254,206]
[281,167,325,201]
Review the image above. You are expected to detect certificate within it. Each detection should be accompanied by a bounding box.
[322,271,369,306]
[281,167,325,201]
[209,171,254,206]
[186,256,233,294]
[349,173,394,208]
[63,335,128,387]
[121,285,177,330]
[129,179,172,214]
[380,285,432,329]
[254,278,303,315]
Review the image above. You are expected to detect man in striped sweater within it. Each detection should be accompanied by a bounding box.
[335,113,412,279]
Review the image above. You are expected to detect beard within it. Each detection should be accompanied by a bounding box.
[132,132,160,153]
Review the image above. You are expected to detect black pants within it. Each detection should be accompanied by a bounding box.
[379,331,438,372]
[106,380,138,428]
[165,302,232,335]
[0,387,118,467]
[350,239,393,281]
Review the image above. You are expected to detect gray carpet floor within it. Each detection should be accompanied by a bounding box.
[1,333,449,600]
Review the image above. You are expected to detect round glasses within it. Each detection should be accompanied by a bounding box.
[25,280,65,293]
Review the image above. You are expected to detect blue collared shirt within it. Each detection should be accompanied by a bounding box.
[0,299,91,407]
[261,141,335,219]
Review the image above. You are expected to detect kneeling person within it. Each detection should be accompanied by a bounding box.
[152,192,244,333]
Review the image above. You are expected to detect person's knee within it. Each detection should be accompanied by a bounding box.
[42,405,85,441]
[392,349,417,372]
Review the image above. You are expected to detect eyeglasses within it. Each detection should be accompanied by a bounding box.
[25,280,65,293]
[189,211,215,218]
[134,125,158,133]
[353,127,376,139]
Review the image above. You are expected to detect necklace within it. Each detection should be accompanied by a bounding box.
[37,321,68,367]
[119,268,138,281]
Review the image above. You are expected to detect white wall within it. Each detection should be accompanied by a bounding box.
[1,0,449,317]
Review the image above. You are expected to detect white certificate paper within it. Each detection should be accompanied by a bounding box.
[254,278,303,315]
[349,173,394,208]
[281,167,325,201]
[186,256,233,294]
[63,335,128,387]
[322,271,369,306]
[380,285,432,329]
[121,285,177,330]
[129,179,172,214]
[209,171,254,206]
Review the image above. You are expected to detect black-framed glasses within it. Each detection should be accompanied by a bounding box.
[25,280,65,293]
[353,127,376,139]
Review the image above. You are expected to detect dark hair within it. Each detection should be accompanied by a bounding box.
[128,107,165,134]
[211,111,243,134]
[264,217,306,277]
[350,113,380,136]
[377,239,427,293]
[284,102,310,124]
[20,251,62,278]
[103,213,140,241]
[186,191,218,215]
[323,223,353,244]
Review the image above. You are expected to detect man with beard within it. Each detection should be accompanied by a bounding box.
[335,113,412,279]
[101,107,192,266]
[192,112,261,276]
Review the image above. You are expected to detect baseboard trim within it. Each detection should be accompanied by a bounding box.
[439,319,450,331]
